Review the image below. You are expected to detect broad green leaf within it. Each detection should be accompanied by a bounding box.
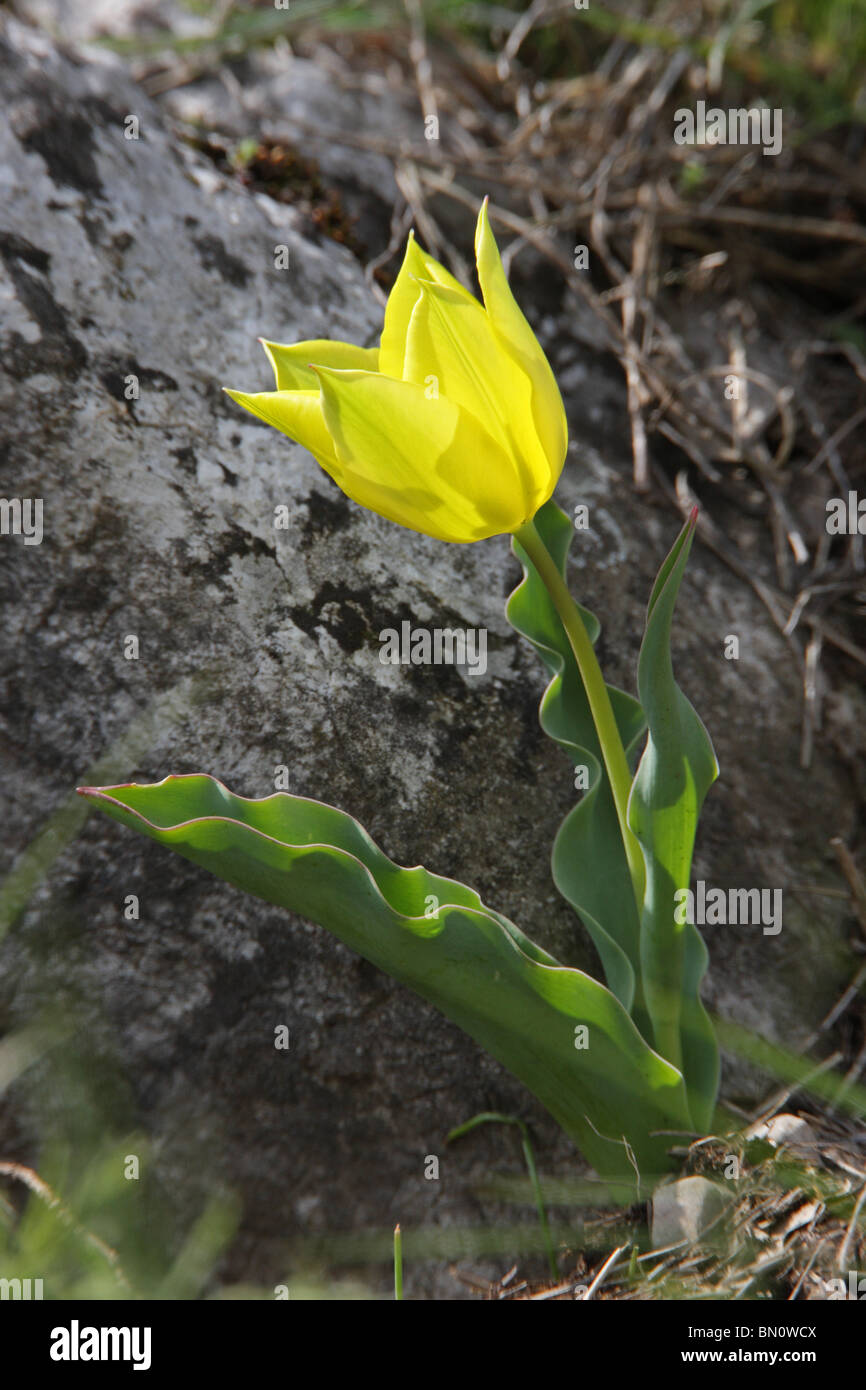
[507,501,647,1018]
[78,775,693,1196]
[628,511,720,1129]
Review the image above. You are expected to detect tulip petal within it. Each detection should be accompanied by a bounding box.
[474,200,568,473]
[403,278,557,510]
[315,367,527,542]
[379,232,475,380]
[260,339,378,391]
[223,387,342,477]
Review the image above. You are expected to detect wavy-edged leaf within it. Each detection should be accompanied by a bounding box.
[628,511,720,1130]
[507,501,647,1018]
[78,775,693,1195]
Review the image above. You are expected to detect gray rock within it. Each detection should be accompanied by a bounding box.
[651,1177,731,1250]
[0,15,862,1297]
[12,0,209,44]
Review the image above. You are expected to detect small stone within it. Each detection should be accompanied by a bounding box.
[746,1113,816,1149]
[651,1176,730,1249]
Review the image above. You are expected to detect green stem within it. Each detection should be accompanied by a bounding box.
[513,520,645,911]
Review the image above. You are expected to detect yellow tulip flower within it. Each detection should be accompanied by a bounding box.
[225,200,567,543]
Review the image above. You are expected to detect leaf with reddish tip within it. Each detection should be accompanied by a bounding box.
[78,774,693,1196]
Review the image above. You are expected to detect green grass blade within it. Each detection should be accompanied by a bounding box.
[447,1111,557,1277]
[393,1224,403,1301]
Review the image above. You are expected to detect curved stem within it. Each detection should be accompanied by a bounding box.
[514,519,645,911]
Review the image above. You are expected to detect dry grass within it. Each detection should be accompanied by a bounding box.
[457,1109,866,1300]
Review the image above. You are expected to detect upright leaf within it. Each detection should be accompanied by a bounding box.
[507,501,647,1016]
[628,512,720,1129]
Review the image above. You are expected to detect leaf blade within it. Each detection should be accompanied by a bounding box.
[628,514,720,1129]
[507,501,647,1016]
[79,774,693,1194]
